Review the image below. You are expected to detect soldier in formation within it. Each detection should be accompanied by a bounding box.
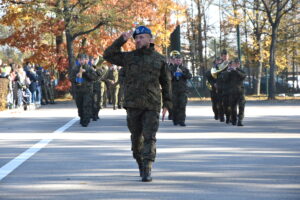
[106,65,120,110]
[226,58,246,126]
[205,57,222,120]
[71,53,101,127]
[168,50,192,126]
[104,25,172,182]
[90,56,108,121]
[208,50,246,126]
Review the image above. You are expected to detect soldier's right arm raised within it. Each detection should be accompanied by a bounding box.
[103,32,132,67]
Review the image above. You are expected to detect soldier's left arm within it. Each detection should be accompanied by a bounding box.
[159,59,173,110]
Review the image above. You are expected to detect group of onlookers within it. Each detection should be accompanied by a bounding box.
[0,58,56,110]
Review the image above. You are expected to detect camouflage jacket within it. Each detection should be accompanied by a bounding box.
[106,68,119,88]
[103,36,172,112]
[92,63,108,92]
[228,68,246,95]
[216,70,230,96]
[169,63,192,93]
[70,64,99,93]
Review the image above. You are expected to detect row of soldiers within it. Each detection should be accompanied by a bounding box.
[70,54,126,127]
[206,50,246,126]
[71,51,192,128]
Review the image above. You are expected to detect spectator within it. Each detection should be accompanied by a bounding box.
[0,63,11,78]
[7,64,17,109]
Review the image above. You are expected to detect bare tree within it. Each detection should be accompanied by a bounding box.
[261,0,298,99]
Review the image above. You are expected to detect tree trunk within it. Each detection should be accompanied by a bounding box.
[268,26,278,99]
[196,0,204,87]
[65,30,75,79]
[256,39,263,95]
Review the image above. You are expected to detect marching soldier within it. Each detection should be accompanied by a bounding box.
[104,26,172,182]
[90,56,107,121]
[71,54,100,127]
[169,50,192,126]
[215,50,230,123]
[117,66,125,109]
[106,65,120,110]
[227,58,246,126]
[99,63,109,109]
[205,57,222,120]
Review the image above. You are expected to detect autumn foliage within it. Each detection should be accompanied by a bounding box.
[0,0,185,92]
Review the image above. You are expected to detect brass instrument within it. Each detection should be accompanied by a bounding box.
[210,60,229,79]
[206,80,213,91]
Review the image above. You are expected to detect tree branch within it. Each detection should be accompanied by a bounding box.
[261,0,275,25]
[72,20,108,39]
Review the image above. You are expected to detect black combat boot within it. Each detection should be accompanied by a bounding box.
[232,120,237,125]
[237,120,244,126]
[225,117,230,124]
[220,117,225,122]
[179,122,186,127]
[92,115,98,121]
[142,160,152,182]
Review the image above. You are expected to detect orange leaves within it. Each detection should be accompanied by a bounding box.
[55,79,72,91]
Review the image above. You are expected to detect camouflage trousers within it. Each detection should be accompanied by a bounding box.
[210,90,220,118]
[100,82,107,107]
[110,86,119,108]
[229,93,245,122]
[74,90,93,125]
[172,91,188,124]
[221,94,230,121]
[92,90,101,118]
[126,108,159,162]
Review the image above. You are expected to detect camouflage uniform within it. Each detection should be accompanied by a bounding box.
[216,69,230,123]
[41,71,55,104]
[104,36,172,165]
[169,63,192,126]
[215,61,230,122]
[106,67,120,110]
[227,68,246,125]
[38,69,49,104]
[71,64,99,127]
[205,70,219,120]
[117,67,125,109]
[92,63,108,120]
[99,65,108,108]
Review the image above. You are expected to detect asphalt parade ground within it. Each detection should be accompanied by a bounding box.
[0,100,300,200]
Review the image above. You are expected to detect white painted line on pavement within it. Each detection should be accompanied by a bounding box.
[0,117,79,182]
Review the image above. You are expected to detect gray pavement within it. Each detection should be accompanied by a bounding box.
[0,100,300,200]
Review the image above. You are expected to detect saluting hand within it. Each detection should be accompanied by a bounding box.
[122,31,133,42]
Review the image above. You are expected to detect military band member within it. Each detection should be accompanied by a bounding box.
[169,50,192,126]
[215,50,230,122]
[227,58,246,126]
[71,54,100,127]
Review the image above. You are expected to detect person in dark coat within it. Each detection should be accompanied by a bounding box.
[70,54,100,127]
[227,58,246,126]
[168,50,192,126]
